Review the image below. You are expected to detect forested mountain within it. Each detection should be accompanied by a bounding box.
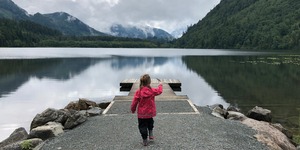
[0,0,28,20]
[0,18,61,46]
[0,18,169,47]
[176,0,300,50]
[109,24,174,41]
[0,0,106,36]
[30,12,106,36]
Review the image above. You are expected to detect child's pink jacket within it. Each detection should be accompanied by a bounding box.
[131,84,163,118]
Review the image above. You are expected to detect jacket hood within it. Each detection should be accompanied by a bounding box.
[140,86,153,98]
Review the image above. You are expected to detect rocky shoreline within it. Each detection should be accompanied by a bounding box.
[0,98,110,150]
[0,99,299,150]
[209,104,298,150]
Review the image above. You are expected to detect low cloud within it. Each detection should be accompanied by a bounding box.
[13,0,220,33]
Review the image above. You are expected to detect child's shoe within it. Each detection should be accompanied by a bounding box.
[143,139,148,146]
[149,130,154,140]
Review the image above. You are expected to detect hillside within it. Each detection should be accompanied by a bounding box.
[0,0,28,20]
[0,18,61,46]
[30,12,106,36]
[176,0,300,50]
[0,0,106,36]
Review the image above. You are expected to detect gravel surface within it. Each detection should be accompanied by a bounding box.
[39,107,268,150]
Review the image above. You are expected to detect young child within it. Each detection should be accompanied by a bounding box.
[131,74,163,146]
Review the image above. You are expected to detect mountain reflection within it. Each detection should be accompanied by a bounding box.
[0,58,102,98]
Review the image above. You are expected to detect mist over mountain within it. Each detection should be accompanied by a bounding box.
[0,0,174,39]
[109,24,174,41]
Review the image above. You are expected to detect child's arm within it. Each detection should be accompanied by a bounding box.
[152,83,163,96]
[131,90,140,113]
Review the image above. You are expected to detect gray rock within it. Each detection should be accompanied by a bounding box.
[211,106,228,119]
[0,127,28,148]
[65,98,97,110]
[87,107,102,116]
[2,138,43,150]
[271,123,293,139]
[227,105,240,112]
[247,106,272,122]
[297,145,300,150]
[227,111,246,121]
[79,110,89,117]
[209,104,224,110]
[29,122,64,140]
[30,108,69,130]
[64,110,87,129]
[242,118,296,150]
[98,102,111,109]
[64,101,79,110]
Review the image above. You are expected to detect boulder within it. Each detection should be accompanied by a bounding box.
[64,98,97,110]
[227,111,246,121]
[79,110,89,117]
[64,101,79,110]
[64,109,87,129]
[247,106,272,122]
[0,127,28,148]
[87,107,102,116]
[1,138,43,150]
[209,104,224,110]
[211,106,228,119]
[98,102,111,109]
[78,98,97,110]
[271,123,293,139]
[227,105,240,112]
[29,122,64,140]
[242,118,296,150]
[30,108,69,130]
[31,108,87,130]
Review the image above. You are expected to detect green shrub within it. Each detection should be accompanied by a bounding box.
[21,140,33,150]
[294,135,300,145]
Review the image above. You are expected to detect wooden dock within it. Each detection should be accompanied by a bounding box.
[103,79,199,115]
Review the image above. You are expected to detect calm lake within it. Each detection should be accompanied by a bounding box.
[0,48,299,141]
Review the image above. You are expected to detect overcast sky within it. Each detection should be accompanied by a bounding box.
[13,0,220,34]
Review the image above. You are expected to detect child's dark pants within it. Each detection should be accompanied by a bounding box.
[138,118,154,140]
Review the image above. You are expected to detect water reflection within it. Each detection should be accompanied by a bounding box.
[183,56,300,133]
[0,56,227,141]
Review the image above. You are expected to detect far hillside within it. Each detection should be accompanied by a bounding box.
[0,18,170,48]
[176,0,300,50]
[0,18,61,47]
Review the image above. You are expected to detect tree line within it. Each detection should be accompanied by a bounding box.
[0,18,172,48]
[176,0,300,50]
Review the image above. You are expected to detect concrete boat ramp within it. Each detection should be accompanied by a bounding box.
[103,79,200,116]
[39,79,267,150]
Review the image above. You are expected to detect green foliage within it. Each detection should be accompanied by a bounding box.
[37,36,162,48]
[294,135,300,145]
[0,18,61,47]
[176,0,300,50]
[0,18,171,48]
[21,140,33,150]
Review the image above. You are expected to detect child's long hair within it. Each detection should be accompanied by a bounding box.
[140,74,151,89]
